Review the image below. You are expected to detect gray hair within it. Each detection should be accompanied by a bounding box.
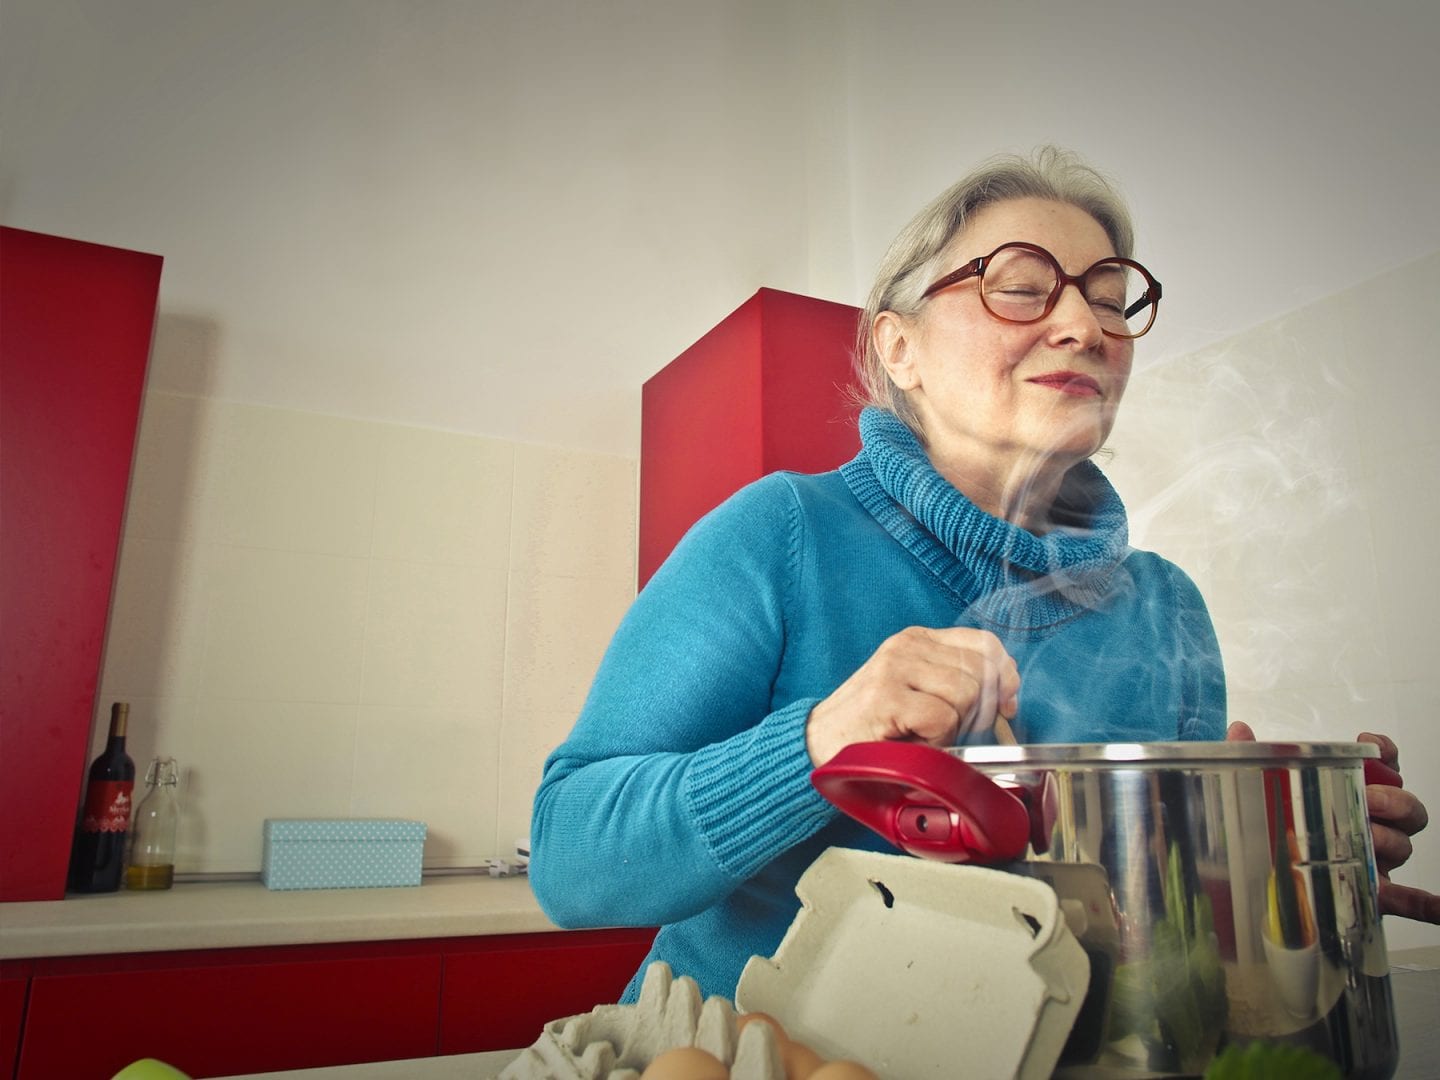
[853,146,1136,433]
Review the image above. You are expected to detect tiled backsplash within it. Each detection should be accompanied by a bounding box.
[92,393,636,873]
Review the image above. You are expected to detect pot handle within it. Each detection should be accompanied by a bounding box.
[811,741,1031,863]
[1364,757,1403,789]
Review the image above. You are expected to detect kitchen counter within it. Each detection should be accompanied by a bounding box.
[228,1049,518,1079]
[0,874,555,959]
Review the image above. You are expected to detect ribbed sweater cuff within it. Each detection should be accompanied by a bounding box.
[685,697,836,881]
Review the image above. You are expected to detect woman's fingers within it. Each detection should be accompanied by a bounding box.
[1351,731,1438,920]
[1378,880,1440,924]
[1368,782,1429,836]
[805,626,1019,765]
[854,627,1015,740]
[1372,822,1415,876]
[899,627,1019,740]
[1225,720,1256,742]
[1368,785,1429,876]
[1358,730,1399,769]
[1351,732,1430,881]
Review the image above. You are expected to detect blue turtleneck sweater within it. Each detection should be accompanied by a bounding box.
[530,408,1226,1003]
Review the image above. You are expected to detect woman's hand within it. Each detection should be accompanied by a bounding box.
[806,626,1019,767]
[1227,721,1440,923]
[1356,730,1439,922]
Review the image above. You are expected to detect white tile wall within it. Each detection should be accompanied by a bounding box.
[1108,249,1440,949]
[94,396,636,874]
[350,705,501,867]
[360,559,507,710]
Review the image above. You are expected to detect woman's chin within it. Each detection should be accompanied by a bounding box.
[1019,427,1108,467]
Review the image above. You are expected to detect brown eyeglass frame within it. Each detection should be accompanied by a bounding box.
[920,241,1163,339]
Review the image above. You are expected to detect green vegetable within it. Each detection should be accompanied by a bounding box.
[1204,1040,1343,1079]
[1108,843,1227,1072]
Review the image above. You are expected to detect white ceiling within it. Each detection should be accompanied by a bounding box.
[3,0,1437,457]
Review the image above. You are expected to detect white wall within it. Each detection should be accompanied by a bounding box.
[6,1,1438,455]
[1,0,818,456]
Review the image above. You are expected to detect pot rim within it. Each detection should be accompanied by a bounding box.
[954,740,1380,767]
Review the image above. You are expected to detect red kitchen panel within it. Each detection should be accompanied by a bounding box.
[0,227,162,901]
[30,937,451,977]
[439,928,655,1054]
[2,967,28,1080]
[757,289,866,477]
[639,288,860,588]
[18,952,441,1079]
[640,291,764,590]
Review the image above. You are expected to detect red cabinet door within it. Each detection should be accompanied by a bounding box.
[639,288,860,587]
[439,928,655,1054]
[1,963,28,1080]
[0,227,162,901]
[19,952,440,1078]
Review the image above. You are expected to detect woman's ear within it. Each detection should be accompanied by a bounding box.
[874,311,920,391]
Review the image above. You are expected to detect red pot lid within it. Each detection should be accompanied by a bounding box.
[811,741,1031,864]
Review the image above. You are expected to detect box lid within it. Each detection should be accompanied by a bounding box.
[263,818,427,842]
[736,847,1090,1080]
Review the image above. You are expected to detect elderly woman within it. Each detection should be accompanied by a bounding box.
[529,148,1436,1004]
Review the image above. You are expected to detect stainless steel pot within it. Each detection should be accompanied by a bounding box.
[813,741,1400,1079]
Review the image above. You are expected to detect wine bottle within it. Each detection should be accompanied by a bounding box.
[126,756,180,890]
[68,702,136,893]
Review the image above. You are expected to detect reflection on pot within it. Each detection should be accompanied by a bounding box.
[956,743,1398,1080]
[1261,934,1319,1019]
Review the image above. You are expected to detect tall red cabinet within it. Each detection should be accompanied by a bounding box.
[639,287,862,586]
[0,227,162,902]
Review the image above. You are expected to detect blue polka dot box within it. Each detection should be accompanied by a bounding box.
[261,818,427,890]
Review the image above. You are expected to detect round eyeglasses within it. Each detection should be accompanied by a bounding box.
[921,241,1163,339]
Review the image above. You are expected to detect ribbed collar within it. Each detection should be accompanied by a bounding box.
[839,407,1132,632]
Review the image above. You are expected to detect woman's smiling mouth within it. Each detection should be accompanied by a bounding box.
[1027,371,1102,397]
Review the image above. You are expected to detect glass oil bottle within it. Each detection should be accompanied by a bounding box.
[126,756,180,890]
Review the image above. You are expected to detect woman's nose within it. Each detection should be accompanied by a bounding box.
[1045,282,1106,349]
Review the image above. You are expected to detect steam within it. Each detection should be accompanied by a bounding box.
[1113,318,1373,717]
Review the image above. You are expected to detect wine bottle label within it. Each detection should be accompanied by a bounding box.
[81,781,134,833]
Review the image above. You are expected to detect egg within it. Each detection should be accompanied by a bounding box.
[639,1045,730,1080]
[808,1062,879,1080]
[780,1038,825,1080]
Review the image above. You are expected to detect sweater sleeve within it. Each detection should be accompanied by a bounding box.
[528,475,839,929]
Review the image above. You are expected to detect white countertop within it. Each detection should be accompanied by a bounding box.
[221,1048,521,1080]
[0,874,558,960]
[226,1049,519,1079]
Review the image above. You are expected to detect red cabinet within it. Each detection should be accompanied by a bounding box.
[639,288,861,587]
[20,946,441,1079]
[8,929,655,1078]
[439,928,654,1054]
[0,965,25,1080]
[0,227,162,901]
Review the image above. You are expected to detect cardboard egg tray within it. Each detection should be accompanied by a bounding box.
[496,961,788,1080]
[735,848,1090,1079]
[498,847,1089,1080]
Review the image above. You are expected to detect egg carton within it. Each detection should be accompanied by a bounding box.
[495,961,787,1080]
[735,848,1090,1080]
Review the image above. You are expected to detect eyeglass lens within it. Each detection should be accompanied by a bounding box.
[982,247,1154,337]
